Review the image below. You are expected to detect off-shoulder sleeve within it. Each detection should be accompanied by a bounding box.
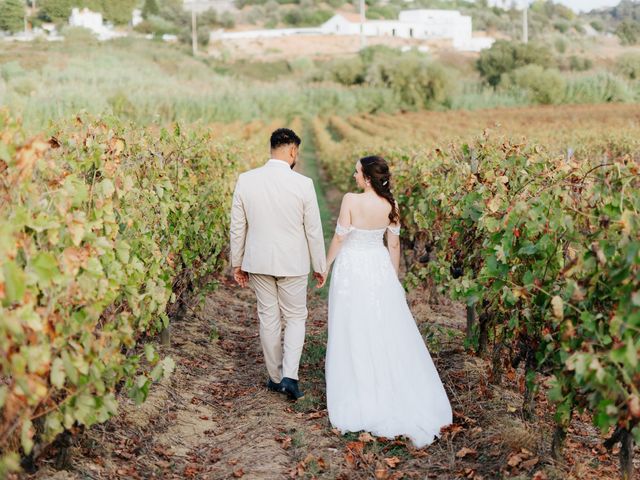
[336,222,353,237]
[387,224,401,236]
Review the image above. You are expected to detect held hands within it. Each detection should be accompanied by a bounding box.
[233,267,249,288]
[314,271,327,289]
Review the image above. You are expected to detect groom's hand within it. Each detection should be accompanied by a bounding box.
[313,271,326,289]
[233,267,249,288]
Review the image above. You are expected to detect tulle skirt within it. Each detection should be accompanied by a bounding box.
[325,243,453,448]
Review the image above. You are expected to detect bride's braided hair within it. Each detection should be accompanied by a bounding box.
[360,156,399,224]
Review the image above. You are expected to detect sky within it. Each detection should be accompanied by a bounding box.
[553,0,622,12]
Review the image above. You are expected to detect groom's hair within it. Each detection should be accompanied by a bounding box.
[270,128,301,150]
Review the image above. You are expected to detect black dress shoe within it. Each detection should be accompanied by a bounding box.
[266,378,282,392]
[280,377,304,400]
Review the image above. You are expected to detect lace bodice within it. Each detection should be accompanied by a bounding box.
[336,222,400,249]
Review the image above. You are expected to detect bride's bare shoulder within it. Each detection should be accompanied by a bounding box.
[341,192,360,203]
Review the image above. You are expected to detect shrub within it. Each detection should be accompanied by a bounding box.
[0,0,25,33]
[0,61,25,82]
[38,0,74,22]
[553,20,569,33]
[554,37,567,53]
[134,14,178,35]
[616,19,640,45]
[366,5,399,20]
[282,7,332,27]
[60,25,99,43]
[615,52,640,80]
[565,71,635,103]
[501,64,566,104]
[590,19,604,32]
[569,55,593,72]
[327,57,366,85]
[366,55,459,108]
[142,0,159,18]
[573,22,585,34]
[476,40,553,86]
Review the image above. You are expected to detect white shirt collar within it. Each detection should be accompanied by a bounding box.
[266,158,291,168]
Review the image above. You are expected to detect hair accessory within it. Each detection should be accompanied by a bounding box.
[383,180,388,186]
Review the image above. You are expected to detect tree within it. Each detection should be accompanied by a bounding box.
[0,0,26,33]
[142,0,159,19]
[100,0,136,25]
[38,0,73,22]
[476,40,553,87]
[615,19,640,45]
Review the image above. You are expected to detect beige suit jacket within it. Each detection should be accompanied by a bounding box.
[230,159,327,277]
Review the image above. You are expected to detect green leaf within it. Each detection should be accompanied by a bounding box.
[21,418,34,455]
[44,412,63,440]
[61,351,79,385]
[30,252,61,286]
[144,344,156,363]
[150,363,164,381]
[625,335,637,368]
[74,394,96,425]
[50,358,65,388]
[162,357,176,377]
[3,260,25,305]
[0,385,7,409]
[100,179,115,198]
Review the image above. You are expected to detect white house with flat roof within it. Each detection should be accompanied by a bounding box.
[212,9,494,52]
[68,7,127,41]
[322,10,494,50]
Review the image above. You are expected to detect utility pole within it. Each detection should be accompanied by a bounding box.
[522,4,528,43]
[191,9,198,56]
[359,0,366,49]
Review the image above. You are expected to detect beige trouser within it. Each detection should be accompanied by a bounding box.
[249,273,308,382]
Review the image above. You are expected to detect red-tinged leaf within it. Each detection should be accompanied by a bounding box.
[507,452,523,467]
[384,456,401,468]
[521,457,539,470]
[375,464,389,479]
[344,451,357,468]
[456,447,477,458]
[275,435,292,450]
[184,465,199,478]
[346,441,365,454]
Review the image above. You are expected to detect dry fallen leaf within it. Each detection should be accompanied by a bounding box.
[275,435,292,450]
[456,447,478,458]
[384,456,401,468]
[521,457,539,470]
[375,464,389,479]
[359,432,375,443]
[233,468,245,478]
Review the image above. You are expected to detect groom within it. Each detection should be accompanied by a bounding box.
[229,128,327,400]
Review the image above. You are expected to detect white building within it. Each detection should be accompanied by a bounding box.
[212,9,494,52]
[68,7,126,41]
[69,8,104,31]
[131,8,143,27]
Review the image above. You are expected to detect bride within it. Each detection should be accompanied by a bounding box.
[319,155,453,448]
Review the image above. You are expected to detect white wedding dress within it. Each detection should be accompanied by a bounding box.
[325,223,453,448]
